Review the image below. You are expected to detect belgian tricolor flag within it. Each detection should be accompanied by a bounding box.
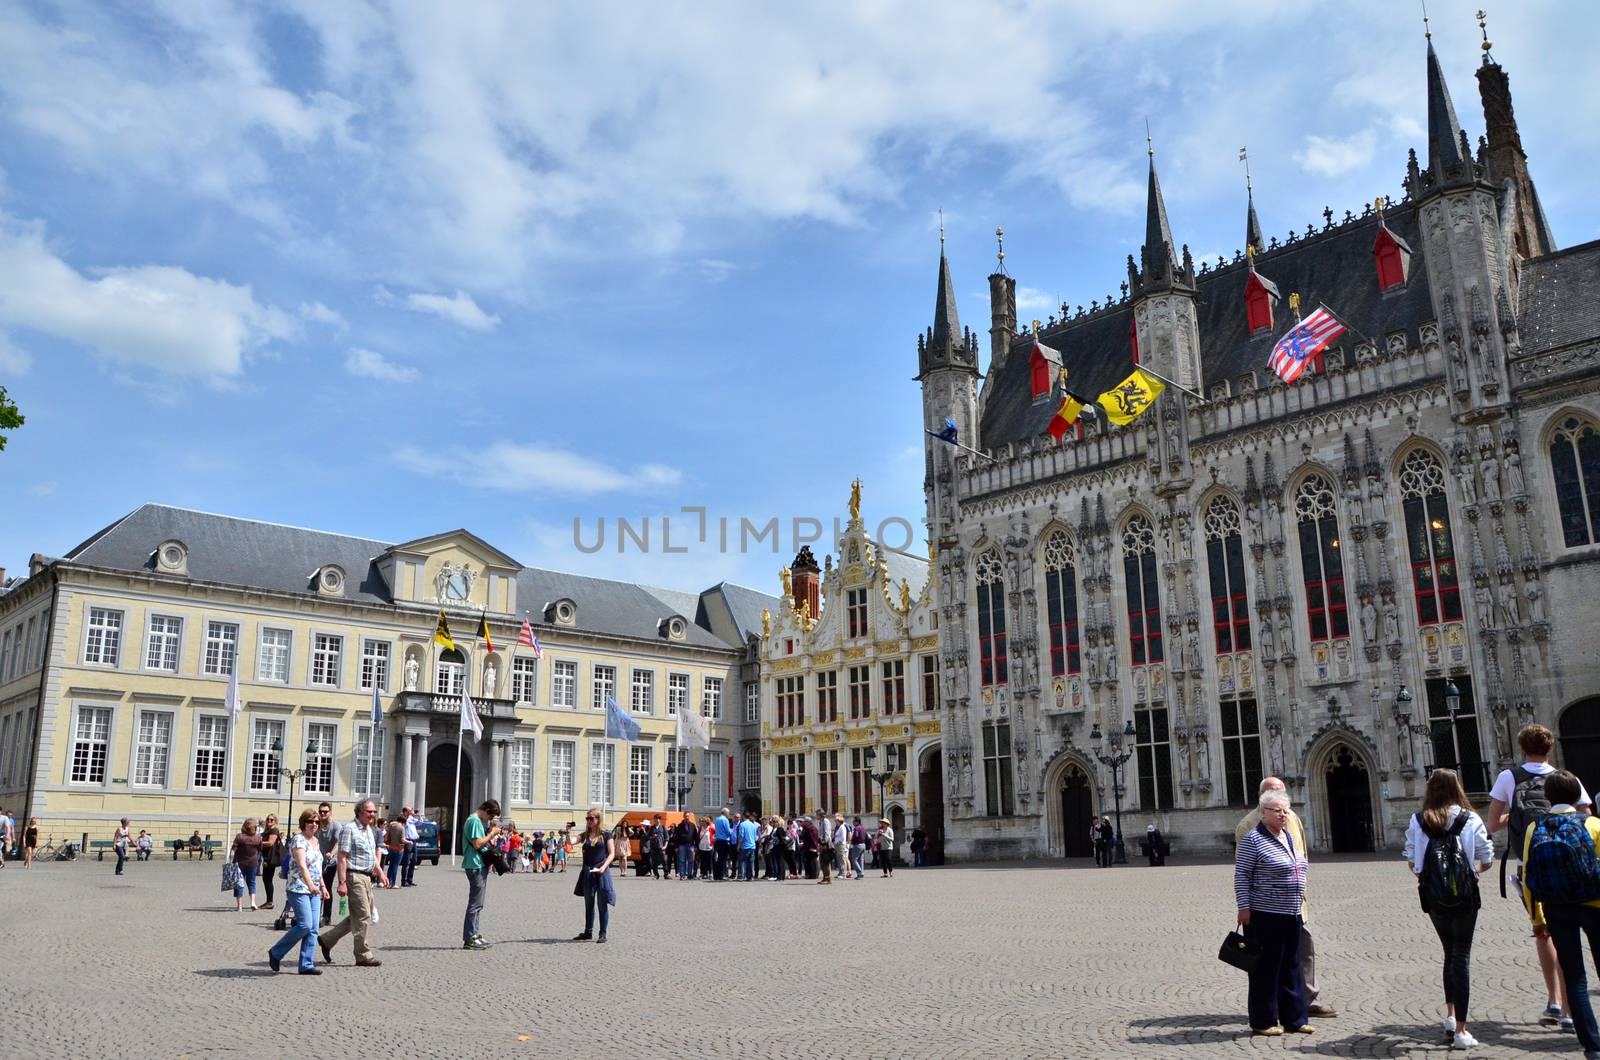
[477,611,494,653]
[1047,392,1086,441]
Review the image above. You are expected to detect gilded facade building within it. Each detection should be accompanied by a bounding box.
[757,486,940,856]
[0,504,772,846]
[918,34,1600,859]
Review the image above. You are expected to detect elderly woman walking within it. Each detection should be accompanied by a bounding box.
[267,809,329,975]
[231,818,263,912]
[1234,788,1311,1037]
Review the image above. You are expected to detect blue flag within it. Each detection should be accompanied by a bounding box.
[605,695,642,742]
[930,418,959,444]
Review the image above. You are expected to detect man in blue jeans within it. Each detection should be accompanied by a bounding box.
[1523,770,1600,1057]
[674,817,696,880]
[712,807,733,881]
[735,813,759,881]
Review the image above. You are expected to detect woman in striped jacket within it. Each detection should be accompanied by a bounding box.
[1234,789,1311,1037]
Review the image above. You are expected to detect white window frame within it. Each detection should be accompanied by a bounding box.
[83,606,123,667]
[248,718,285,793]
[631,668,654,715]
[744,752,760,791]
[436,652,465,696]
[360,639,391,693]
[548,739,575,804]
[68,705,113,785]
[202,619,239,676]
[592,664,616,712]
[667,672,689,716]
[589,740,615,803]
[628,744,652,806]
[744,683,759,723]
[144,614,183,673]
[700,676,723,719]
[702,749,724,807]
[510,738,534,803]
[511,656,538,704]
[0,630,10,683]
[257,628,292,684]
[354,724,385,797]
[193,714,229,790]
[304,721,337,796]
[310,633,343,688]
[552,660,577,709]
[132,709,174,788]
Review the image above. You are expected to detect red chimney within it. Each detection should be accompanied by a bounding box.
[791,546,821,620]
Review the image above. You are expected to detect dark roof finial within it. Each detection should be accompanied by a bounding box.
[1241,146,1263,257]
[1476,8,1493,63]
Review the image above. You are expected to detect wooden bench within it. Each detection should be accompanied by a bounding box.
[166,839,221,860]
[90,840,117,861]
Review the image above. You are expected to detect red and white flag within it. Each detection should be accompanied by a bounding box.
[517,618,542,659]
[1267,306,1346,385]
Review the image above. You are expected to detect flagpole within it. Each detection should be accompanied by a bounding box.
[224,663,239,845]
[924,429,995,463]
[1128,363,1207,403]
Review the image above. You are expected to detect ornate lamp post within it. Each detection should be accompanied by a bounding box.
[1089,719,1136,865]
[271,738,318,841]
[864,746,896,868]
[665,756,698,813]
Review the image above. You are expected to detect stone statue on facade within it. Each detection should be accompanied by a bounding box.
[1498,580,1522,627]
[404,655,419,692]
[1525,579,1546,624]
[1360,599,1378,644]
[1483,465,1502,506]
[1459,465,1477,507]
[1382,600,1400,643]
[1257,614,1275,659]
[1186,631,1200,673]
[484,661,497,696]
[1475,583,1494,630]
[1506,448,1526,497]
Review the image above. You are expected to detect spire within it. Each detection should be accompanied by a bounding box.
[1425,38,1469,182]
[1143,151,1177,284]
[1240,146,1263,255]
[932,246,961,350]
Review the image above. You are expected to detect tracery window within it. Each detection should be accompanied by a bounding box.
[1121,517,1163,665]
[1043,530,1081,676]
[1398,450,1462,624]
[1550,416,1600,547]
[1295,474,1348,641]
[975,550,1008,686]
[1204,498,1251,653]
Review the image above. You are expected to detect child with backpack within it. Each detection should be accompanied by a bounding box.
[1521,769,1600,1060]
[1487,723,1592,1030]
[1404,768,1493,1051]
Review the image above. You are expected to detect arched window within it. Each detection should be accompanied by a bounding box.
[1398,449,1462,624]
[435,648,465,696]
[975,550,1008,687]
[1551,416,1600,547]
[1043,531,1081,676]
[1204,497,1251,653]
[1122,516,1163,664]
[1295,474,1348,641]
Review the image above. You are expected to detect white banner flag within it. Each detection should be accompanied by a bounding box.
[460,690,484,740]
[676,705,710,750]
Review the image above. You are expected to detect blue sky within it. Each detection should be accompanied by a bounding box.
[1,1,1596,597]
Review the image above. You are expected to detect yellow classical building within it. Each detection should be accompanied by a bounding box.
[0,504,771,849]
[757,485,942,859]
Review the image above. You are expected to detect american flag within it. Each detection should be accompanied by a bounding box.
[517,618,542,659]
[1268,306,1346,385]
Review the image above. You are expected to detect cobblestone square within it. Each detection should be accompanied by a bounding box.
[0,853,1590,1058]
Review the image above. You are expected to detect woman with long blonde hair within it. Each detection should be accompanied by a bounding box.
[1403,768,1493,1050]
[572,807,616,943]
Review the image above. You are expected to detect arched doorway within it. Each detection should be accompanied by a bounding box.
[426,742,473,855]
[918,745,945,865]
[1324,744,1375,853]
[1059,763,1094,858]
[890,806,905,867]
[1560,697,1600,798]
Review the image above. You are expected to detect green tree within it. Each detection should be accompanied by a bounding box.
[0,385,22,451]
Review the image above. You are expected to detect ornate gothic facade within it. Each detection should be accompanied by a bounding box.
[919,36,1600,858]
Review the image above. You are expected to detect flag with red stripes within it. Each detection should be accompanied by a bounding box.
[517,618,543,659]
[1267,306,1345,385]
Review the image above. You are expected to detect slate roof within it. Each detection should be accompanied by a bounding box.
[980,201,1438,448]
[1519,238,1600,355]
[62,504,773,652]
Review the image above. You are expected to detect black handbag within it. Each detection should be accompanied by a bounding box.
[1218,928,1261,974]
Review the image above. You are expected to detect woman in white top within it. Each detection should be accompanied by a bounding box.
[1403,768,1493,1051]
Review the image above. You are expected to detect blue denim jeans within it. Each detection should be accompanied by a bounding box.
[1546,903,1600,1053]
[676,846,693,879]
[402,845,417,885]
[738,849,756,880]
[849,845,865,877]
[270,891,322,971]
[463,868,488,941]
[385,849,405,886]
[233,864,258,899]
[114,845,127,874]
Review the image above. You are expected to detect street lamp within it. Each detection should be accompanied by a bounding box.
[271,738,318,843]
[1444,679,1462,716]
[1089,719,1136,865]
[665,755,698,812]
[864,746,897,869]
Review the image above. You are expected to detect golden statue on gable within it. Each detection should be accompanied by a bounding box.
[779,564,792,597]
[848,478,862,522]
[900,578,912,611]
[761,607,772,637]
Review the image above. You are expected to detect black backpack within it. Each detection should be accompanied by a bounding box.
[1418,812,1479,912]
[1502,765,1555,896]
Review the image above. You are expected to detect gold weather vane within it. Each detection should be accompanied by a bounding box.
[1239,146,1252,191]
[1421,0,1431,40]
[1145,118,1154,158]
[1477,9,1493,58]
[996,226,1005,265]
[938,208,945,250]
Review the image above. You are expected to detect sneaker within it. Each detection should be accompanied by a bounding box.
[1288,1025,1314,1034]
[572,932,592,941]
[1562,1017,1577,1034]
[1442,1017,1458,1038]
[267,951,281,973]
[1543,1004,1564,1026]
[1251,1026,1283,1037]
[1452,1031,1479,1050]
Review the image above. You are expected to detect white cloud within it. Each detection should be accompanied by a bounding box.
[344,347,419,383]
[396,440,682,496]
[1294,130,1378,178]
[1015,286,1058,313]
[0,332,31,374]
[379,287,500,331]
[0,214,292,378]
[29,481,56,498]
[299,301,346,328]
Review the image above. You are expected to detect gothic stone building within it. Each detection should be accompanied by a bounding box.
[917,37,1600,859]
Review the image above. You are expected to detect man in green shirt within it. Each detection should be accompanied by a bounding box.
[461,799,502,950]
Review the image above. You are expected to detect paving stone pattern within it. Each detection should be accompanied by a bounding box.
[0,854,1587,1058]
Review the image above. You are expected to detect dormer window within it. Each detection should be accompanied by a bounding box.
[1028,338,1062,401]
[1374,223,1412,292]
[545,598,577,627]
[314,564,346,598]
[154,539,188,576]
[1245,270,1280,335]
[657,615,687,641]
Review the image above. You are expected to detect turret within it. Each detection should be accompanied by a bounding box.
[1474,12,1555,264]
[987,226,1017,376]
[791,545,821,621]
[917,235,980,547]
[1130,140,1202,394]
